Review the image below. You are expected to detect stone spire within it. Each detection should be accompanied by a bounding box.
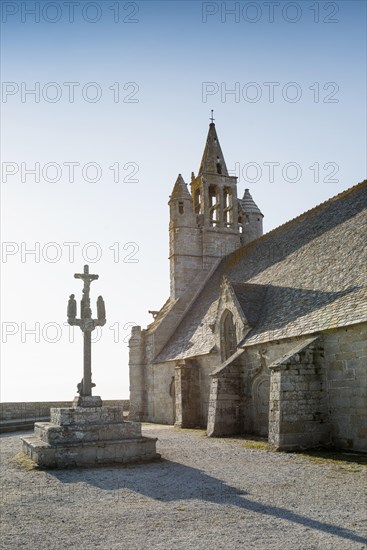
[240,188,263,216]
[170,174,191,200]
[198,123,229,177]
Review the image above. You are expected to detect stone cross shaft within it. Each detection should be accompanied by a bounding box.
[67,265,106,397]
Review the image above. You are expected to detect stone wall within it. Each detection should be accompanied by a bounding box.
[323,323,367,451]
[0,400,129,423]
[267,324,367,451]
[268,337,330,450]
[240,338,312,436]
[129,264,222,424]
[206,326,367,452]
[130,315,366,452]
[136,355,217,427]
[169,227,203,300]
[240,211,263,246]
[128,325,146,421]
[207,336,313,438]
[207,357,243,437]
[151,362,176,424]
[175,360,201,428]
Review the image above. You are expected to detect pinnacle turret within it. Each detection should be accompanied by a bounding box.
[239,189,263,216]
[170,174,191,200]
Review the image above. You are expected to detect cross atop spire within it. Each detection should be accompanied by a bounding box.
[210,109,215,124]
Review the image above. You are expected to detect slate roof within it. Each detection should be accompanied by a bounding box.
[230,282,268,327]
[155,181,367,363]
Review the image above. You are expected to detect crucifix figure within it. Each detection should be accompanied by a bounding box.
[67,265,106,397]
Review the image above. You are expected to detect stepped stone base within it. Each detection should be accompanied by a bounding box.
[21,397,159,468]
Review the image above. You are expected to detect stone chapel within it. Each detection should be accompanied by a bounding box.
[129,121,367,452]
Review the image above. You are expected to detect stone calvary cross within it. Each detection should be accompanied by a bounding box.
[67,265,106,397]
[21,264,158,466]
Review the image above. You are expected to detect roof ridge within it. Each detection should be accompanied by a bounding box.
[263,179,366,240]
[224,179,367,266]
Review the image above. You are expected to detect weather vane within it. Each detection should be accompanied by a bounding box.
[210,109,215,123]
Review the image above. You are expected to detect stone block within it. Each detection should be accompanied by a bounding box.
[21,404,159,468]
[34,420,142,445]
[72,396,103,408]
[50,406,124,426]
[22,435,159,468]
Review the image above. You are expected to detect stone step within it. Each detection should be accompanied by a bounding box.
[34,421,142,445]
[50,406,124,426]
[21,434,160,468]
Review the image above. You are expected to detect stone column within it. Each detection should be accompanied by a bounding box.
[83,331,92,396]
[203,181,210,228]
[231,187,239,232]
[218,186,224,228]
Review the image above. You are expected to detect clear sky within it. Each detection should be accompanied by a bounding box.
[1,0,366,402]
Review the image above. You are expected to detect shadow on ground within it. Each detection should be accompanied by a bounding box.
[48,459,367,546]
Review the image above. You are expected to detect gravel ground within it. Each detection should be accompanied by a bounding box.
[1,424,366,550]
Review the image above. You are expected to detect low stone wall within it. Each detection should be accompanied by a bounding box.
[0,400,130,432]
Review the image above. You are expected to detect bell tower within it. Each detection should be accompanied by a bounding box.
[190,118,241,269]
[168,116,264,301]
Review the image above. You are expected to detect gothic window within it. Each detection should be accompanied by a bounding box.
[178,201,184,214]
[223,187,233,227]
[221,310,237,361]
[209,184,220,227]
[194,188,202,214]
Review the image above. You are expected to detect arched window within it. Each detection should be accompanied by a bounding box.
[178,201,184,214]
[221,310,237,361]
[223,187,233,227]
[209,184,220,227]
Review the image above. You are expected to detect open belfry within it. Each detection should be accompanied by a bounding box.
[169,116,263,302]
[129,119,367,452]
